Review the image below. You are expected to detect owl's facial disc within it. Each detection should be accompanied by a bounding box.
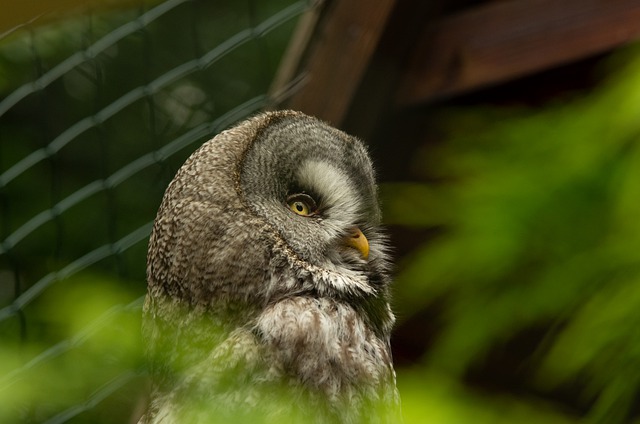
[240,114,383,275]
[291,160,372,263]
[287,188,370,260]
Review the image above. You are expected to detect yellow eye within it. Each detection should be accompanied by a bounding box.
[287,193,317,217]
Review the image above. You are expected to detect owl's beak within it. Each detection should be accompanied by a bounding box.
[343,227,369,260]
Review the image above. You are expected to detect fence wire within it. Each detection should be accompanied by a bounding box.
[0,1,310,422]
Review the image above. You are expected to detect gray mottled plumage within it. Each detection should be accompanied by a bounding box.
[140,110,400,423]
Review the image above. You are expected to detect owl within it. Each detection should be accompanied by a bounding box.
[140,110,400,423]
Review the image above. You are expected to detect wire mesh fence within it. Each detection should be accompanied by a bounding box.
[0,0,310,421]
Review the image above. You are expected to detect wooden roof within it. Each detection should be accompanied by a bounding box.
[273,0,640,128]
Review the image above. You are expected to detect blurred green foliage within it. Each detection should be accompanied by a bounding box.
[0,273,143,423]
[383,46,640,424]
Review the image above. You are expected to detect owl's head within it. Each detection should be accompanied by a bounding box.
[240,112,389,289]
[147,110,391,322]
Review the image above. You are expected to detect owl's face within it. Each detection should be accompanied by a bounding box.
[240,114,388,284]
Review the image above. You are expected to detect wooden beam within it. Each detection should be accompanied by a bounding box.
[397,0,640,106]
[284,0,397,126]
[269,1,325,105]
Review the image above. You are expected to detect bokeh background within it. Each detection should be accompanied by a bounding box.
[1,0,640,423]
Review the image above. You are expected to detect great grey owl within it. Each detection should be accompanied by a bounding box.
[140,110,400,423]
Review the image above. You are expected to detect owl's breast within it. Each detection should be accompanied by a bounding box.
[254,297,396,404]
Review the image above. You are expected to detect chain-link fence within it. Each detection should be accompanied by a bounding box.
[0,1,310,421]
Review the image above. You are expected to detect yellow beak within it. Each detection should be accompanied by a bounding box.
[343,227,369,260]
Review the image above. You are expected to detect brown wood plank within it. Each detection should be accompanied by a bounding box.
[285,0,397,126]
[397,0,640,106]
[269,2,325,105]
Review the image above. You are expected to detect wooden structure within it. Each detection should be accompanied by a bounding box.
[274,0,640,136]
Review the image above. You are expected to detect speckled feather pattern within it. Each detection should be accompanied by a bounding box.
[140,111,400,423]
